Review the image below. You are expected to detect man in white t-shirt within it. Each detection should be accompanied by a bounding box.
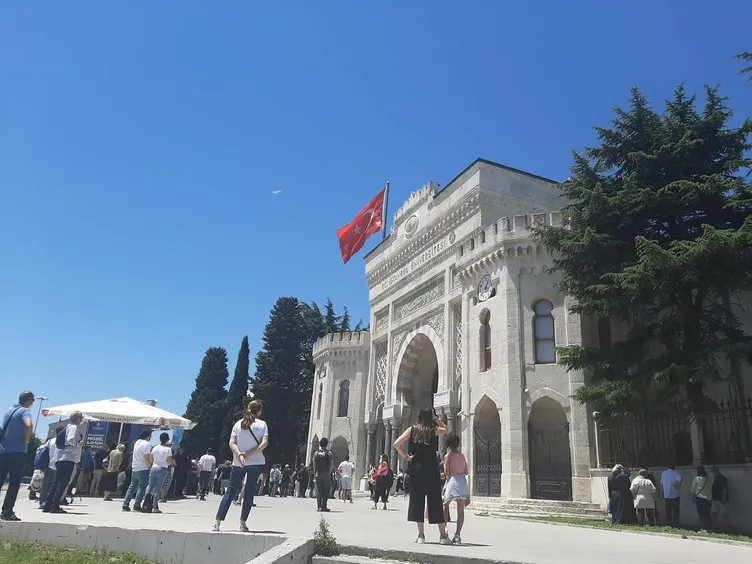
[660,464,683,527]
[122,429,153,512]
[198,448,216,500]
[337,456,355,503]
[144,432,173,513]
[42,411,84,513]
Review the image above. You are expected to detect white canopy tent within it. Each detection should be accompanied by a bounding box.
[43,397,196,443]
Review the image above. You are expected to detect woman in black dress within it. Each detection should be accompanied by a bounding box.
[608,464,635,524]
[394,408,451,545]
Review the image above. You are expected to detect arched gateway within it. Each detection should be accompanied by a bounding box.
[528,397,572,500]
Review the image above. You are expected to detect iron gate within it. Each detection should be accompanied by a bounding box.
[473,426,502,496]
[528,421,572,500]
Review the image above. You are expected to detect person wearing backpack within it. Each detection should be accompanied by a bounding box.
[0,391,36,521]
[37,435,58,508]
[43,411,84,514]
[312,438,333,512]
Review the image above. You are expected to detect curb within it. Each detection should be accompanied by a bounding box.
[340,544,533,564]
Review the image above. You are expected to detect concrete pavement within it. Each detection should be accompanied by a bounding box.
[7,493,752,564]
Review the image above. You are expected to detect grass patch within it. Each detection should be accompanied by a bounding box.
[531,516,752,544]
[0,541,152,563]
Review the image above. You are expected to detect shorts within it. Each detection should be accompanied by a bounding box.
[711,500,726,517]
[340,476,351,490]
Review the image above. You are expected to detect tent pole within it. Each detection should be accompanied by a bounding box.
[117,422,124,444]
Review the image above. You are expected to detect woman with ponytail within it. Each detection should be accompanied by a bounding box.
[212,399,268,532]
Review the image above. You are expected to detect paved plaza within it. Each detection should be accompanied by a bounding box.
[8,493,752,564]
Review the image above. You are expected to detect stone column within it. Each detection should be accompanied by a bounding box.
[445,407,458,435]
[690,415,706,465]
[390,419,401,472]
[365,423,376,474]
[384,421,393,462]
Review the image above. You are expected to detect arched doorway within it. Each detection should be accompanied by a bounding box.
[528,397,572,500]
[473,396,502,497]
[395,333,440,452]
[330,436,349,467]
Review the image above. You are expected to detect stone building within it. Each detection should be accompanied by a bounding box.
[306,157,752,516]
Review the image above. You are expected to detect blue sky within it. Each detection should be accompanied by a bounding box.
[2,1,751,433]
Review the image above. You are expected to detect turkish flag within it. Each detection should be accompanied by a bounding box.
[337,186,387,263]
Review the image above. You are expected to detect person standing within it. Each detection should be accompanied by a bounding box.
[90,446,108,496]
[710,466,730,532]
[198,448,216,501]
[213,399,268,532]
[280,464,291,497]
[144,433,173,514]
[371,454,392,510]
[312,438,333,512]
[660,465,683,526]
[630,468,658,525]
[77,447,94,495]
[691,465,713,533]
[0,391,36,521]
[103,444,124,501]
[122,430,153,512]
[37,436,58,507]
[394,407,451,545]
[43,411,84,514]
[338,455,355,503]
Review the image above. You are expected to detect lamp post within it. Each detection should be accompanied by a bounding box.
[34,396,49,436]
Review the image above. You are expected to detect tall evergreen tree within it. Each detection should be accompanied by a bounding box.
[340,307,351,332]
[182,347,229,456]
[219,336,250,460]
[737,52,752,79]
[536,86,752,418]
[324,298,340,334]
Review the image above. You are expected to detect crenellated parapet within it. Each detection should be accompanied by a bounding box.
[454,210,562,281]
[313,331,371,362]
[391,181,439,231]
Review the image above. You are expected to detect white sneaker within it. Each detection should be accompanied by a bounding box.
[439,535,452,545]
[211,523,220,532]
[452,534,462,545]
[415,536,425,544]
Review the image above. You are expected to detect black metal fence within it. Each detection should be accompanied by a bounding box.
[597,398,752,468]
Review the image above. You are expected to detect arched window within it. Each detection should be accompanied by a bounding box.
[533,300,556,363]
[480,309,492,371]
[338,380,350,417]
[316,384,323,419]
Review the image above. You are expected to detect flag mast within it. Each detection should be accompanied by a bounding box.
[382,181,390,241]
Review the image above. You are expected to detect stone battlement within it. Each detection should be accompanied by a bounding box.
[464,210,562,251]
[392,181,439,226]
[313,331,370,359]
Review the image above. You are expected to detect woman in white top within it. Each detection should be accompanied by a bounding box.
[213,399,268,532]
[144,432,173,513]
[630,468,658,525]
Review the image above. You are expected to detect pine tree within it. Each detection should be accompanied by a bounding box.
[182,347,229,456]
[536,86,752,418]
[737,52,752,79]
[324,298,340,334]
[340,307,351,332]
[219,336,250,461]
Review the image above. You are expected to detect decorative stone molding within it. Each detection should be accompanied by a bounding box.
[393,183,438,227]
[426,310,445,342]
[367,192,480,289]
[373,340,388,407]
[452,303,462,391]
[394,277,445,321]
[374,309,389,334]
[391,330,409,369]
[313,331,370,362]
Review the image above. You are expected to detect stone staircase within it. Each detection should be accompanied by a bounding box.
[470,497,607,520]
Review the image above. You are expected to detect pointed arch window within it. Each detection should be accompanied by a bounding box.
[338,380,350,417]
[533,300,556,364]
[480,309,492,371]
[316,383,323,419]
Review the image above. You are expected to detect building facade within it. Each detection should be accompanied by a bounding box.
[306,158,595,501]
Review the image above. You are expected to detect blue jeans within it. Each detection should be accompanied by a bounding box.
[123,470,149,508]
[0,452,26,516]
[146,467,169,509]
[216,464,263,522]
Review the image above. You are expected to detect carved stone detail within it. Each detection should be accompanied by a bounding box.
[453,303,462,391]
[374,310,389,334]
[391,330,409,369]
[374,340,388,407]
[394,278,444,321]
[427,310,445,342]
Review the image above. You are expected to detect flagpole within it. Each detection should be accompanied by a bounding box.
[382,182,390,241]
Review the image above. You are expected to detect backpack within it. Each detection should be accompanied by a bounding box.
[55,426,67,449]
[313,449,331,474]
[35,443,51,470]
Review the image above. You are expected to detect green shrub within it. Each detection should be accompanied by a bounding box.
[312,517,340,556]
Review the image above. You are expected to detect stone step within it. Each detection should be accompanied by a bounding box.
[476,508,608,521]
[312,556,407,564]
[470,497,606,520]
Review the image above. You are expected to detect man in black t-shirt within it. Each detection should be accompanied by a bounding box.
[312,438,333,512]
[710,466,729,531]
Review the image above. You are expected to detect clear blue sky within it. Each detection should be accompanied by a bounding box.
[2,1,751,432]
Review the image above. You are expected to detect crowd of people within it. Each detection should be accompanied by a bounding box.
[607,463,731,533]
[1,392,475,545]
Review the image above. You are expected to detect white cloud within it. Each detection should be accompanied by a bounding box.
[271,189,283,195]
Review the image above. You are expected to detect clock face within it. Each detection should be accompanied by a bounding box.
[478,275,494,302]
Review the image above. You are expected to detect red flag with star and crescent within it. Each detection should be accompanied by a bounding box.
[337,186,388,263]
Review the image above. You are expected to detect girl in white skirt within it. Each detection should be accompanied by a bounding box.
[442,432,470,544]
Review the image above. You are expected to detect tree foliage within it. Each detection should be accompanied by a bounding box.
[181,347,229,456]
[536,85,752,417]
[250,297,351,464]
[737,52,752,79]
[219,336,250,461]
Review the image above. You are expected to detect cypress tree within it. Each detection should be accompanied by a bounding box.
[219,336,250,461]
[182,347,229,456]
